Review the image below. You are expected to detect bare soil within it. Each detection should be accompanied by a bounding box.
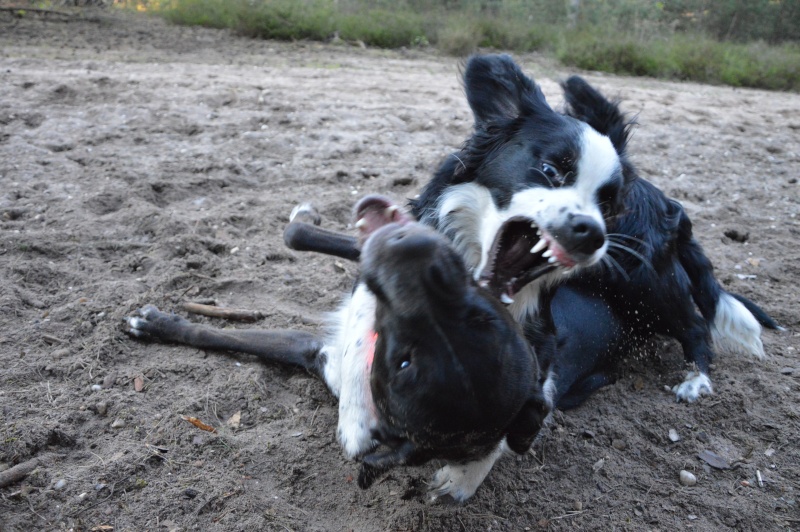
[1,9,798,531]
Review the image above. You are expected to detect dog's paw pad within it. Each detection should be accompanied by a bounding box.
[289,203,321,225]
[672,372,713,402]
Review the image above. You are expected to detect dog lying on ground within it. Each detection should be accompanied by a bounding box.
[127,195,549,502]
[411,54,779,409]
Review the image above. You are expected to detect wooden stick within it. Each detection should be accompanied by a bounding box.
[0,7,75,16]
[0,457,39,489]
[182,302,264,322]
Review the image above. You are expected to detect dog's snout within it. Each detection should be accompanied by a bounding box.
[562,214,604,255]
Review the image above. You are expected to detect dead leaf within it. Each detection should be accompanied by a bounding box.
[226,410,241,429]
[133,375,144,392]
[698,449,730,469]
[181,415,217,433]
[746,257,760,267]
[90,526,114,532]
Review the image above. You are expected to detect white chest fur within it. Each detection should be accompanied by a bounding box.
[320,283,379,458]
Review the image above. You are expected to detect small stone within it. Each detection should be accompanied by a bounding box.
[592,458,605,472]
[91,384,102,392]
[679,470,697,486]
[102,373,116,389]
[51,348,70,359]
[780,367,794,375]
[94,483,107,491]
[612,439,627,450]
[133,376,144,392]
[632,376,644,391]
[573,500,583,511]
[696,431,710,443]
[183,488,199,499]
[96,401,108,416]
[669,428,681,442]
[111,418,126,429]
[53,479,67,490]
[583,430,596,439]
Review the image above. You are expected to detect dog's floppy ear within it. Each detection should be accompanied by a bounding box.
[561,76,635,154]
[505,394,550,454]
[463,54,550,125]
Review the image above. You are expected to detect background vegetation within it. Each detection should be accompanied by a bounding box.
[124,0,799,90]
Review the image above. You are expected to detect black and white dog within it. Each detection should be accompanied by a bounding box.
[412,54,778,410]
[127,195,549,502]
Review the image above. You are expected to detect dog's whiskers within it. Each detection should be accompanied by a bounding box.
[607,239,655,273]
[601,254,630,282]
[607,232,649,248]
[530,167,556,188]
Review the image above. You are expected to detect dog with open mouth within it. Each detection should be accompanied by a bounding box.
[411,54,779,409]
[127,195,549,502]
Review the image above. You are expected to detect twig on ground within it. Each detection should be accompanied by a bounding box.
[182,302,264,322]
[0,457,40,489]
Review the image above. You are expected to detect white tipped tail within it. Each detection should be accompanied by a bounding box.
[711,292,765,358]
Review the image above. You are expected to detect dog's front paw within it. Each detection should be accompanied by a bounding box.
[429,463,487,503]
[337,404,377,459]
[428,446,505,503]
[672,371,713,402]
[126,305,193,343]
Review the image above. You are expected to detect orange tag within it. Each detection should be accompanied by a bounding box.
[365,331,378,368]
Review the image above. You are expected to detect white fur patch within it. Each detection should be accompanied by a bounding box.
[429,441,507,502]
[711,292,765,358]
[542,369,557,410]
[321,284,379,459]
[672,371,713,402]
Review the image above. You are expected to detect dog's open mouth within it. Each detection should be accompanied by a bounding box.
[478,217,575,303]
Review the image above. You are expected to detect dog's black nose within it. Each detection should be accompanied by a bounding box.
[565,214,605,255]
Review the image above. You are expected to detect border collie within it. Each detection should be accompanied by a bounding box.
[411,54,778,409]
[127,195,549,502]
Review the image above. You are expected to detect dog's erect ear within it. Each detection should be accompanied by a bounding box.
[505,394,550,454]
[464,54,550,125]
[561,76,635,154]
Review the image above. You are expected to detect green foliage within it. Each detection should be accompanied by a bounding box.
[155,0,800,92]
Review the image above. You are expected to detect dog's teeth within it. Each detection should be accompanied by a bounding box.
[536,229,542,236]
[548,256,559,264]
[530,238,547,254]
[385,205,399,217]
[355,218,367,229]
[478,279,489,288]
[542,249,553,258]
[500,293,514,305]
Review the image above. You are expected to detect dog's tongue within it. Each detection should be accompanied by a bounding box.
[353,195,411,245]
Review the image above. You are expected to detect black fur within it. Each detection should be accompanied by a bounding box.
[412,54,778,409]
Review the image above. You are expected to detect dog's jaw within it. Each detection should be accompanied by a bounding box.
[435,177,610,307]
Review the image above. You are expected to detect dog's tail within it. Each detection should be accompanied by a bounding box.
[675,203,780,358]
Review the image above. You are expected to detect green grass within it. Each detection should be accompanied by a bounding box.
[154,0,800,92]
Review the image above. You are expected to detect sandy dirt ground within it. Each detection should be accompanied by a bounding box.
[1,9,798,531]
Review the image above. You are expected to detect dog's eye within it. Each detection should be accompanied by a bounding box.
[541,163,563,185]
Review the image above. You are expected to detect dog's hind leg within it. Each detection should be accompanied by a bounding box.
[283,203,360,261]
[127,305,326,378]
